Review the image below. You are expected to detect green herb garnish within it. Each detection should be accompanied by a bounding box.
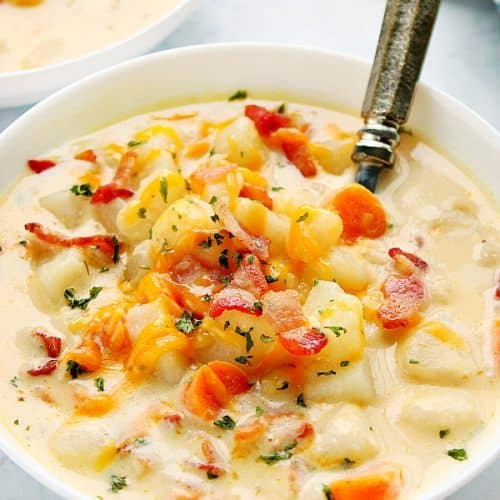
[70,184,93,197]
[296,212,309,223]
[110,474,127,493]
[95,377,105,392]
[175,311,201,334]
[235,326,254,352]
[159,177,168,203]
[213,415,236,430]
[66,360,84,379]
[228,89,248,101]
[296,393,307,408]
[447,448,467,461]
[64,286,102,310]
[276,380,289,391]
[259,441,297,465]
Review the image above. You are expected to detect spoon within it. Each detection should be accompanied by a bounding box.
[353,0,441,192]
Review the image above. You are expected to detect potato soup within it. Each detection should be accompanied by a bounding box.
[0,0,182,73]
[0,96,499,499]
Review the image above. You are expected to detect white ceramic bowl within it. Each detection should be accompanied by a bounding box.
[0,0,198,108]
[0,44,498,500]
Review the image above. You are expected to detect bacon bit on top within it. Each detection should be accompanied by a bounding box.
[91,151,136,204]
[24,222,122,263]
[74,149,97,163]
[217,202,269,261]
[28,359,58,377]
[27,159,56,174]
[245,104,292,138]
[278,327,327,356]
[209,287,262,318]
[270,129,317,177]
[230,254,269,297]
[239,183,273,209]
[377,274,425,330]
[34,329,62,358]
[389,247,428,271]
[262,290,305,334]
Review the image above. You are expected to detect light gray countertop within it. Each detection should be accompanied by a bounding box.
[0,0,498,498]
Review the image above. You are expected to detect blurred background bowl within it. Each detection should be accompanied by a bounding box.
[0,0,199,108]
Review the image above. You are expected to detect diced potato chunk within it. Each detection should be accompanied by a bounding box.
[34,248,88,305]
[125,300,163,342]
[328,247,371,292]
[304,281,365,365]
[287,206,343,263]
[117,170,187,242]
[399,387,480,436]
[50,421,115,470]
[272,188,319,215]
[233,197,289,256]
[125,240,152,283]
[155,351,190,385]
[151,197,219,257]
[309,134,356,175]
[396,321,476,385]
[40,190,89,229]
[308,403,378,466]
[194,312,277,365]
[215,116,266,169]
[304,357,376,404]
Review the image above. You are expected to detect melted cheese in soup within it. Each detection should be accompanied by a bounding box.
[0,0,182,73]
[0,98,498,500]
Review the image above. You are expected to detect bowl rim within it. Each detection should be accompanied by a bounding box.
[0,0,197,80]
[0,42,498,500]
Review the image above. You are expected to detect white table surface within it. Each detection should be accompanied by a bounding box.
[0,0,498,498]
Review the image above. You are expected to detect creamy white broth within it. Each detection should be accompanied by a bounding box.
[0,100,498,500]
[0,0,182,73]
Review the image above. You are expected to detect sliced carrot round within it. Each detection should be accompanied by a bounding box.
[330,183,387,243]
[207,361,251,395]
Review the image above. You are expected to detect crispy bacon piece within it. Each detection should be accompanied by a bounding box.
[27,159,56,174]
[209,287,262,318]
[24,222,122,262]
[90,184,134,204]
[278,327,327,356]
[377,274,425,330]
[28,359,58,376]
[34,330,62,358]
[91,151,136,204]
[495,284,500,300]
[239,183,273,209]
[231,254,269,297]
[245,104,292,138]
[74,149,97,162]
[389,247,428,271]
[271,129,317,177]
[262,290,305,334]
[217,202,269,261]
[261,290,327,355]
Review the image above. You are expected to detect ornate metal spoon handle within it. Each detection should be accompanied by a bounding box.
[353,0,441,192]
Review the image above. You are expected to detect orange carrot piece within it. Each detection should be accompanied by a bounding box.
[329,467,401,500]
[75,394,116,417]
[184,365,229,420]
[330,183,387,243]
[207,361,251,395]
[184,362,251,420]
[74,149,97,163]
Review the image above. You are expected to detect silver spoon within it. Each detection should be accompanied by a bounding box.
[353,0,441,192]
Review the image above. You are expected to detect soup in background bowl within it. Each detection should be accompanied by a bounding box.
[0,45,498,500]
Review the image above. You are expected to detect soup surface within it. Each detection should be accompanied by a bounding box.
[0,98,499,499]
[0,0,182,73]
